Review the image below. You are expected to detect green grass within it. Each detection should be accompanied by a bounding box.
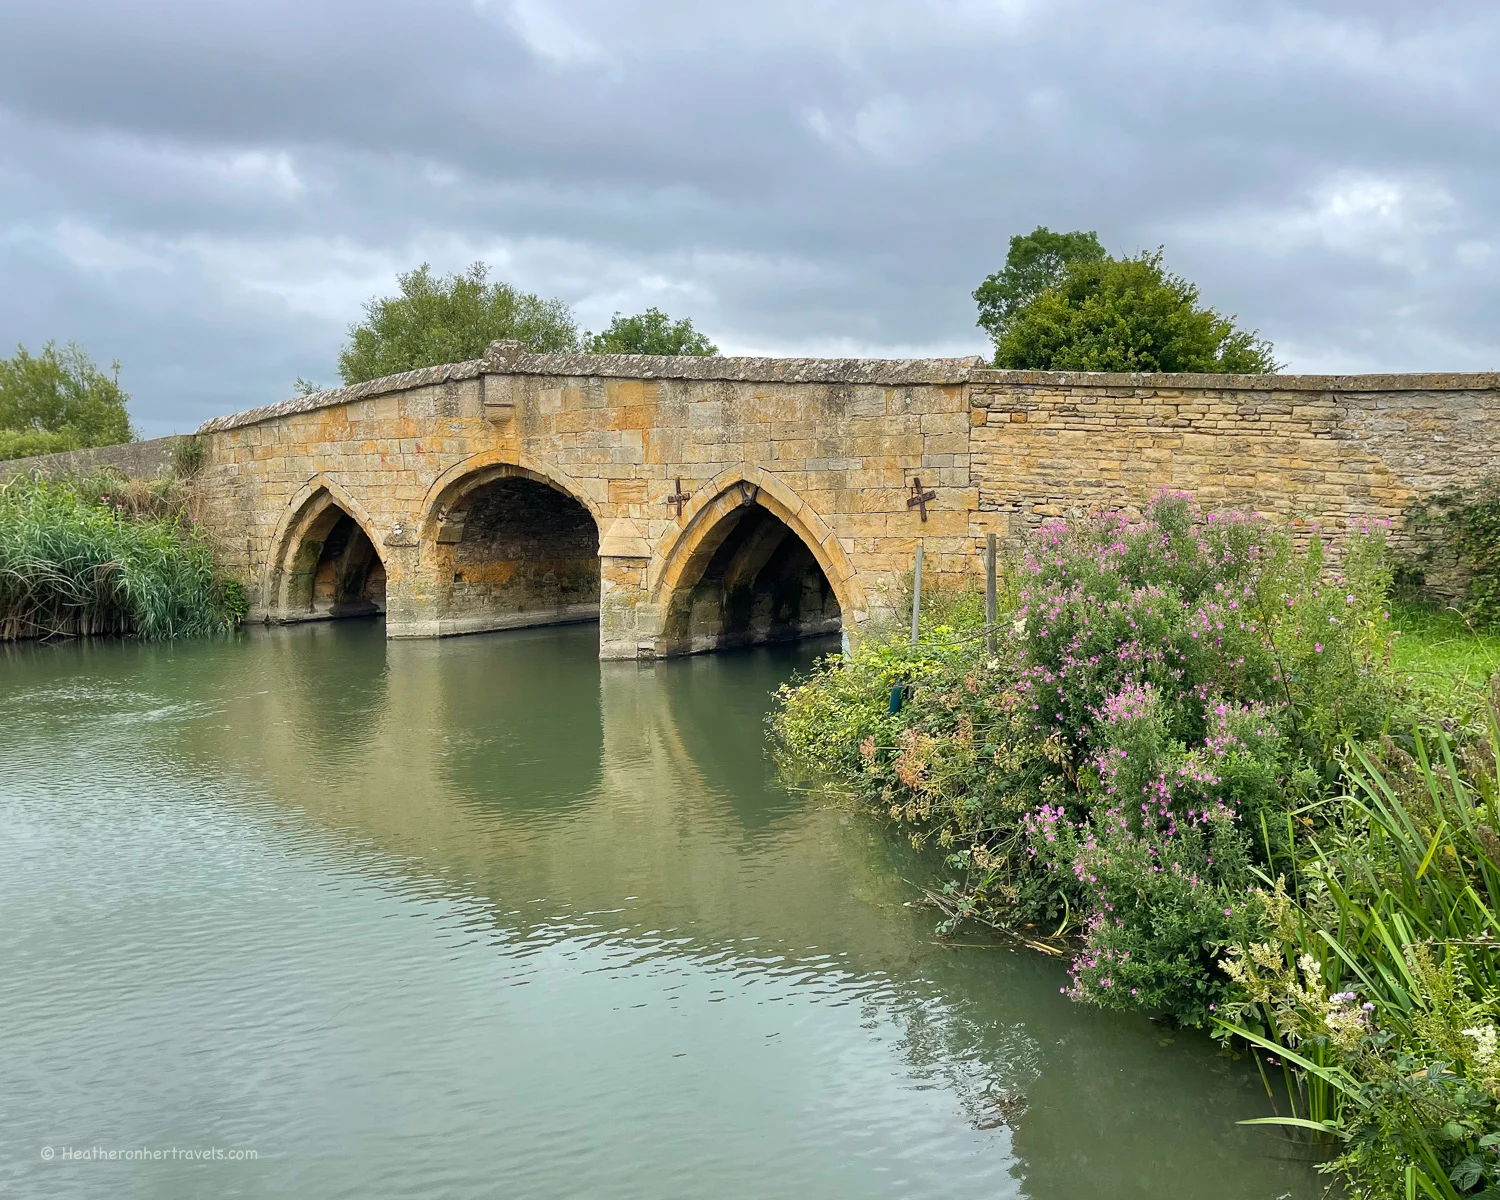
[1391,601,1500,720]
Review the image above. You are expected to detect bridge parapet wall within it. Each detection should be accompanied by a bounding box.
[193,350,984,656]
[189,355,1500,657]
[969,370,1500,590]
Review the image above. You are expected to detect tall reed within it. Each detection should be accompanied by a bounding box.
[0,472,242,640]
[1219,695,1500,1197]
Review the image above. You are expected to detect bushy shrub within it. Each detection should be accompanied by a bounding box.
[1406,476,1500,630]
[773,494,1395,1026]
[774,492,1500,1192]
[0,429,80,461]
[1015,498,1392,769]
[1023,684,1278,1023]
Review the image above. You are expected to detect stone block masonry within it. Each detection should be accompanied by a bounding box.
[969,370,1500,571]
[167,345,1500,659]
[191,345,983,657]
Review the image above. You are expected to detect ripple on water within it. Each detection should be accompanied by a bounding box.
[0,626,1321,1200]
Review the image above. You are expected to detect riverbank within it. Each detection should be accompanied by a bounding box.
[0,471,244,641]
[770,496,1500,1199]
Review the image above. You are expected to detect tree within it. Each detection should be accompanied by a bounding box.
[584,307,718,356]
[0,342,135,452]
[986,248,1280,374]
[973,226,1107,344]
[338,262,579,385]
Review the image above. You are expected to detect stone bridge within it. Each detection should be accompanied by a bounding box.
[188,342,1500,658]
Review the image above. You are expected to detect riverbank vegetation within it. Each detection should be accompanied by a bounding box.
[0,472,245,641]
[771,493,1500,1198]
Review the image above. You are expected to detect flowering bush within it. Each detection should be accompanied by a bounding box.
[999,495,1394,1023]
[773,492,1396,1026]
[1023,683,1277,1023]
[772,493,1500,1194]
[1013,494,1391,773]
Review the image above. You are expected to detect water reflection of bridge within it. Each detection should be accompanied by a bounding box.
[171,623,1311,1198]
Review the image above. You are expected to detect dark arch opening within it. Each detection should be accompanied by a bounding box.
[285,506,386,620]
[658,503,841,656]
[435,476,600,635]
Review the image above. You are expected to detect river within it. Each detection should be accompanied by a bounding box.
[0,620,1319,1198]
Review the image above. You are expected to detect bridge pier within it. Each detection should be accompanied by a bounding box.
[599,555,655,660]
[596,517,656,659]
[380,544,430,638]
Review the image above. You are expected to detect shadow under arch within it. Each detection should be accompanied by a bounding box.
[264,475,388,621]
[415,450,603,638]
[648,468,860,657]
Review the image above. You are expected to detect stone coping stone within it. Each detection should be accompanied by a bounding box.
[193,354,1500,436]
[971,369,1500,392]
[196,353,990,434]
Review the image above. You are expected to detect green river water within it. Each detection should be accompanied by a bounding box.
[1,621,1321,1198]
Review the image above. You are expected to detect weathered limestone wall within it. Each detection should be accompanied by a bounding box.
[0,434,186,481]
[968,370,1500,572]
[193,346,980,657]
[186,351,1500,659]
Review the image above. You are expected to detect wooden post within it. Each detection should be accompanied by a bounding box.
[910,542,924,648]
[985,532,997,656]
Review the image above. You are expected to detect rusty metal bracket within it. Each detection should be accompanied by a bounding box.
[906,477,936,521]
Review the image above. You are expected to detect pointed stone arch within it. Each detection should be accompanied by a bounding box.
[410,449,604,638]
[417,449,602,553]
[263,474,388,618]
[649,466,862,615]
[646,467,863,655]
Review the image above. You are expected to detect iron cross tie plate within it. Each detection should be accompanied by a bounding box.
[907,477,937,521]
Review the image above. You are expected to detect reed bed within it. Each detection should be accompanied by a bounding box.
[0,472,242,641]
[1219,705,1500,1198]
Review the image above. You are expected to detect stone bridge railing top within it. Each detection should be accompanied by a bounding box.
[195,346,991,435]
[969,368,1500,392]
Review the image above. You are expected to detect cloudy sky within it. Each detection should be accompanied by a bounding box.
[1,0,1496,436]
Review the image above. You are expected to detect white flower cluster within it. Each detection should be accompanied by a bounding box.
[1463,1024,1498,1070]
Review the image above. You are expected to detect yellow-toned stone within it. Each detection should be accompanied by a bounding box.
[150,354,1500,660]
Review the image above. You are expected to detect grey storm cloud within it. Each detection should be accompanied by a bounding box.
[1,0,1497,435]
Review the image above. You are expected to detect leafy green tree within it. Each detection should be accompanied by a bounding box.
[0,342,135,454]
[973,226,1107,344]
[338,262,579,384]
[989,249,1280,373]
[584,307,718,356]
